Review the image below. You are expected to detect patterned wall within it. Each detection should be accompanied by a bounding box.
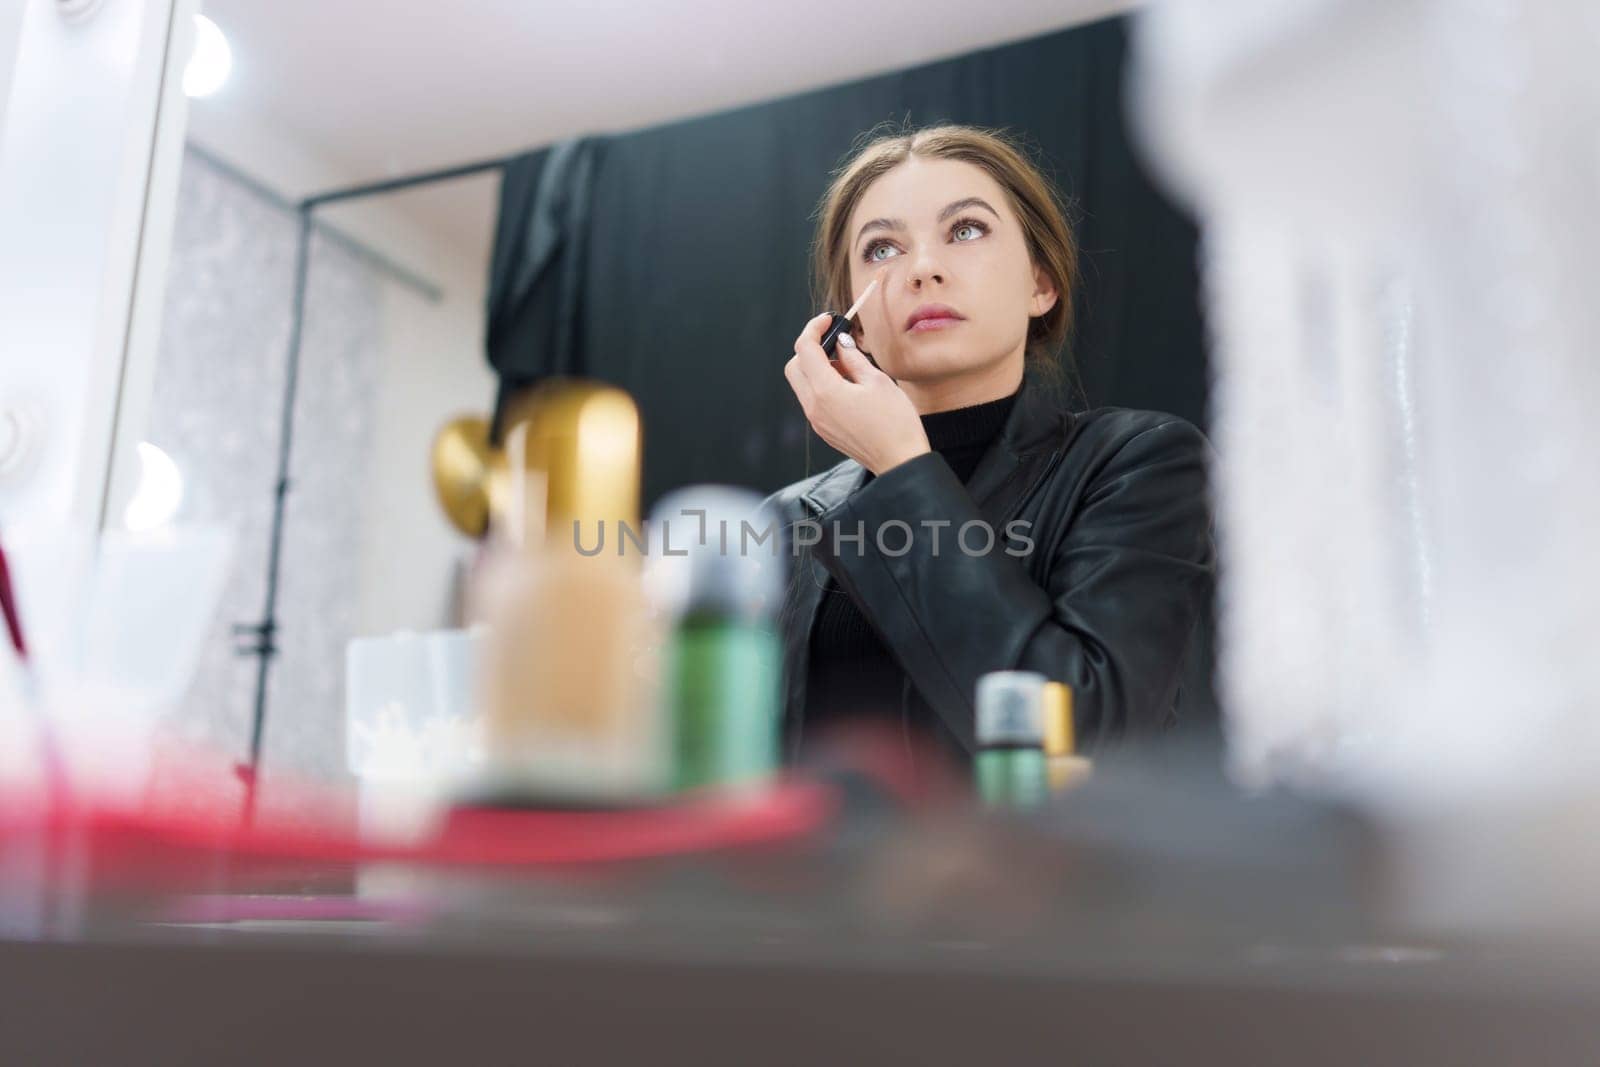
[142,149,384,820]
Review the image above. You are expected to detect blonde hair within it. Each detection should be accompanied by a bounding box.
[812,123,1080,378]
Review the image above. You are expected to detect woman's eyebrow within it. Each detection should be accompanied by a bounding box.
[936,196,1000,223]
[855,197,1002,246]
[855,216,906,245]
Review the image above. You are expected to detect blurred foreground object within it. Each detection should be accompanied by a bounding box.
[0,525,232,808]
[346,627,486,844]
[644,486,785,792]
[1042,681,1092,793]
[468,381,665,803]
[1132,3,1600,808]
[974,671,1047,809]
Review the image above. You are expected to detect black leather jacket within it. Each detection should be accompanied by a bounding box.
[760,364,1216,760]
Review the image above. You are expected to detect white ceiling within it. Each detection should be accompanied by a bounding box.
[186,0,1141,280]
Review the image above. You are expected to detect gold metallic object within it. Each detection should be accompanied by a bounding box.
[483,447,512,532]
[499,380,642,549]
[430,415,494,538]
[1043,681,1093,793]
[1043,681,1074,757]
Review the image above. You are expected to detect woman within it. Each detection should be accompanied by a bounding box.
[764,124,1214,769]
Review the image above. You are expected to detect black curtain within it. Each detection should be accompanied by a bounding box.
[486,15,1204,514]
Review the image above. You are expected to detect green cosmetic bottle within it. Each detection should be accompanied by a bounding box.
[668,608,781,791]
[646,487,786,793]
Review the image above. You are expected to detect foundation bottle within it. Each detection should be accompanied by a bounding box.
[470,381,666,804]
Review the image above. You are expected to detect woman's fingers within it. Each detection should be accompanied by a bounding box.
[783,354,816,415]
[792,312,840,390]
[832,334,879,384]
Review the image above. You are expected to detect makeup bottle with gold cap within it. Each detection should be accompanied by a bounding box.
[1042,681,1093,793]
[468,380,667,804]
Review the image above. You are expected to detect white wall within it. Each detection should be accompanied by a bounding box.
[183,105,501,643]
[0,1,24,141]
[132,143,498,811]
[186,96,488,302]
[355,244,498,637]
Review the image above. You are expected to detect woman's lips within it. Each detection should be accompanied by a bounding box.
[905,303,966,332]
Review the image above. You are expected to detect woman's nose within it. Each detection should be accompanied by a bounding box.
[906,244,946,288]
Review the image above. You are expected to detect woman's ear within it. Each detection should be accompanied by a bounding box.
[1029,265,1059,318]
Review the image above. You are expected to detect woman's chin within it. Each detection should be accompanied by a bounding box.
[878,346,974,381]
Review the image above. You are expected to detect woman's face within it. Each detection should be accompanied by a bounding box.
[845,156,1057,383]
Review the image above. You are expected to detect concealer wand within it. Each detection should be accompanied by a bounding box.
[819,274,882,359]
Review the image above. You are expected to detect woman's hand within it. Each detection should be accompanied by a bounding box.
[784,312,931,476]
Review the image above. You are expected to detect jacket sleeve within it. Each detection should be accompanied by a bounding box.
[811,419,1215,753]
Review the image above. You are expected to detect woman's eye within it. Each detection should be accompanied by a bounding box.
[953,221,986,242]
[865,242,899,263]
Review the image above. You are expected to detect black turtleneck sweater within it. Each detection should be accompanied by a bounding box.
[801,387,1020,756]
